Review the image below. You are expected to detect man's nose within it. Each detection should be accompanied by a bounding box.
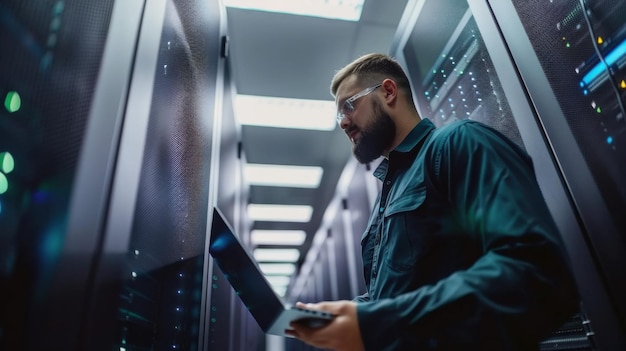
[339,115,352,129]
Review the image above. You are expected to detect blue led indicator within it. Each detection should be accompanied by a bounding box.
[581,39,626,87]
[607,136,613,144]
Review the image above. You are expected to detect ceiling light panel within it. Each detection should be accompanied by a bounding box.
[273,285,288,296]
[245,163,323,188]
[254,248,301,262]
[234,95,336,131]
[265,275,291,287]
[248,204,313,222]
[223,0,365,21]
[250,230,307,246]
[259,263,296,275]
[267,275,291,297]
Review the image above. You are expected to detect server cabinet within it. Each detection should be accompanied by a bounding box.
[329,217,354,301]
[391,0,611,349]
[212,45,265,351]
[83,0,228,349]
[344,164,376,299]
[488,2,626,348]
[0,0,243,349]
[288,159,376,351]
[0,1,137,349]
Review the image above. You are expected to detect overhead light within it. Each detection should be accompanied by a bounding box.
[248,204,313,222]
[245,164,323,188]
[234,95,336,131]
[223,0,364,21]
[254,248,301,262]
[266,275,291,296]
[251,230,306,246]
[265,275,291,287]
[272,285,288,296]
[259,263,296,275]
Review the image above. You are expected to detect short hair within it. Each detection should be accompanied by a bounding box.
[330,53,414,105]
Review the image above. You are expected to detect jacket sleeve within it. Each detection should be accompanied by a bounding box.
[353,292,370,303]
[356,121,579,350]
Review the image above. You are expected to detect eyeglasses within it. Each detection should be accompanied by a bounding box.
[336,83,382,124]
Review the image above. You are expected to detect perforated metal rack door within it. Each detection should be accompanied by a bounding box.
[0,1,115,348]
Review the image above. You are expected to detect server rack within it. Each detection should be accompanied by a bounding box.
[0,0,258,350]
[391,0,626,349]
[0,0,137,348]
[487,3,626,348]
[343,163,375,299]
[288,159,375,351]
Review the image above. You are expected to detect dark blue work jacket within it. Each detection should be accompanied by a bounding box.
[355,118,578,350]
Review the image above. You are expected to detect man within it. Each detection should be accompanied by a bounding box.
[287,53,579,350]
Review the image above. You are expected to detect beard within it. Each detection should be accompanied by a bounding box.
[353,99,396,164]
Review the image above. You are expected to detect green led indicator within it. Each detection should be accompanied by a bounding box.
[0,152,14,174]
[52,2,65,15]
[4,91,21,113]
[0,172,8,194]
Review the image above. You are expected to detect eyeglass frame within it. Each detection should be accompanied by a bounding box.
[335,83,383,124]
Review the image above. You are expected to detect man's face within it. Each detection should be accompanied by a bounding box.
[351,98,395,164]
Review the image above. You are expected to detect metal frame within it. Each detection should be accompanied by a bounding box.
[32,0,147,347]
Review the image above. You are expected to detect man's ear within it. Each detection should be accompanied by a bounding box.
[381,78,398,106]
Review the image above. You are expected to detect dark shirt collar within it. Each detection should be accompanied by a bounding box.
[394,118,436,153]
[373,119,436,181]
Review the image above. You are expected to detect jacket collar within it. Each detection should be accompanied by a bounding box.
[373,119,435,181]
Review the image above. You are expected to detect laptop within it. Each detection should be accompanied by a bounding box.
[209,207,335,337]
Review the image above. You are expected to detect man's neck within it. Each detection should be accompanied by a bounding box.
[390,115,422,152]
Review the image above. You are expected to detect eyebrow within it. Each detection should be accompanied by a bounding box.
[336,87,359,107]
[335,94,348,108]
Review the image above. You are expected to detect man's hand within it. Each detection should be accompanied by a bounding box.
[286,300,365,351]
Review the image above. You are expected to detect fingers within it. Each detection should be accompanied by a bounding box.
[295,301,314,309]
[285,327,299,338]
[296,300,346,313]
[288,301,364,351]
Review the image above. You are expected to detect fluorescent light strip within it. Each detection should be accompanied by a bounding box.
[259,263,296,275]
[234,95,336,131]
[223,0,364,21]
[266,275,292,286]
[273,285,288,296]
[251,230,306,246]
[245,163,323,188]
[254,248,301,262]
[248,204,313,222]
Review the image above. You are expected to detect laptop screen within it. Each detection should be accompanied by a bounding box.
[209,208,286,330]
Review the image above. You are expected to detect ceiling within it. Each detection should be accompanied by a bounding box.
[224,0,409,275]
